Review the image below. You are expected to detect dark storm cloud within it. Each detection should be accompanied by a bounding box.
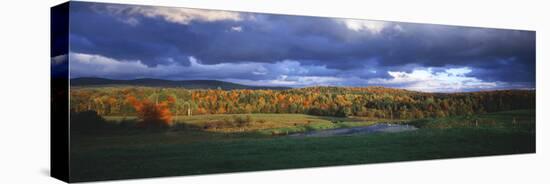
[67,1,535,91]
[69,4,198,66]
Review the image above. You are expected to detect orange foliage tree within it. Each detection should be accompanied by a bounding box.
[126,95,173,128]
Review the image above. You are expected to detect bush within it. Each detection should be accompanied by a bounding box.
[126,96,172,129]
[71,110,110,134]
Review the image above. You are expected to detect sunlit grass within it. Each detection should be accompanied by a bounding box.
[104,113,401,134]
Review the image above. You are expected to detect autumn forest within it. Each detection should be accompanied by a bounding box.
[70,86,535,127]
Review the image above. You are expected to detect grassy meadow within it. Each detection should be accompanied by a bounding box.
[69,109,535,182]
[104,113,400,135]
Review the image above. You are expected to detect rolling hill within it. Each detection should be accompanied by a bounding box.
[70,77,291,90]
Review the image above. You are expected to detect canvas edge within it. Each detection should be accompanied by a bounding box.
[51,1,71,183]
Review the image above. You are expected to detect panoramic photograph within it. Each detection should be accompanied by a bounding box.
[53,1,535,182]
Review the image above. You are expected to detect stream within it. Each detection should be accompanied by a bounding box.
[289,123,418,137]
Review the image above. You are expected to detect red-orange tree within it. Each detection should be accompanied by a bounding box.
[126,95,173,128]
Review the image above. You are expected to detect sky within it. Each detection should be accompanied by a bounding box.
[60,1,536,92]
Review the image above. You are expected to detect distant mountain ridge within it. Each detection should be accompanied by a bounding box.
[70,77,291,90]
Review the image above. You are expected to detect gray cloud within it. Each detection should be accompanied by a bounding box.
[67,1,536,92]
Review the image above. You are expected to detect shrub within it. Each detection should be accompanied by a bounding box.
[126,95,173,129]
[71,110,109,134]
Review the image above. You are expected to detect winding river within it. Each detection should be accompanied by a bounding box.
[289,123,418,137]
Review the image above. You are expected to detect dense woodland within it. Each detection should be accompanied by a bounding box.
[70,86,535,122]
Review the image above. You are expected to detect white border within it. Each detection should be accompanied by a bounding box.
[0,0,548,184]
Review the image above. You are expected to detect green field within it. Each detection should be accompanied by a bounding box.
[70,110,535,182]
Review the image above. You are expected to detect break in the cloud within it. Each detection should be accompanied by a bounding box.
[367,67,501,92]
[338,19,390,34]
[98,4,244,25]
[68,52,522,92]
[64,1,536,92]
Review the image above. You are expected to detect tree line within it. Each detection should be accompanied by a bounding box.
[70,86,535,120]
